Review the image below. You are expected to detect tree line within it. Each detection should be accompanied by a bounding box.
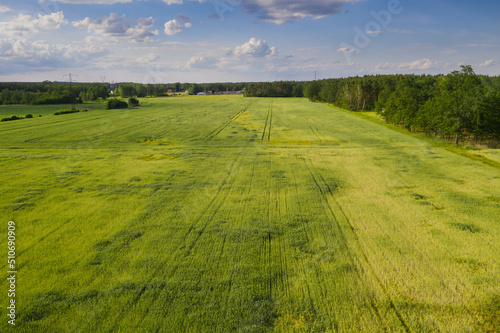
[244,81,304,97]
[0,81,249,104]
[0,81,109,105]
[115,82,247,97]
[186,83,247,95]
[2,69,499,143]
[302,66,500,144]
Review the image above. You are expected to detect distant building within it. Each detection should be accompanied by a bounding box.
[196,90,244,96]
[223,90,244,95]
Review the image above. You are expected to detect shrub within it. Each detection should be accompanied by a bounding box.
[54,109,79,116]
[128,97,139,107]
[25,113,34,118]
[1,115,23,122]
[106,98,128,110]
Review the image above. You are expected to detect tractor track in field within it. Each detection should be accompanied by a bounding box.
[204,102,253,141]
[261,101,273,142]
[21,166,193,258]
[179,152,243,257]
[341,159,490,320]
[300,114,328,142]
[304,158,412,333]
[122,151,246,317]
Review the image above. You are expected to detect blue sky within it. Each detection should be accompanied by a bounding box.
[0,0,498,83]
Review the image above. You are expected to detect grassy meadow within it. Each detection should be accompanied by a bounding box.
[1,95,499,332]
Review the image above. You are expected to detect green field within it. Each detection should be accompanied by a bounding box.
[1,96,499,332]
[0,102,106,117]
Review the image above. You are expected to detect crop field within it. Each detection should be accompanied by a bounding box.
[1,96,499,332]
[0,102,106,117]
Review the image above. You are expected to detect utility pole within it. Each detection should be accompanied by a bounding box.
[63,73,78,109]
[315,71,317,81]
[63,73,77,84]
[100,75,106,83]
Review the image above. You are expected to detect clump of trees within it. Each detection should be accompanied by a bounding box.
[303,66,500,144]
[128,97,139,107]
[188,84,204,95]
[1,115,24,122]
[1,113,36,122]
[106,98,129,110]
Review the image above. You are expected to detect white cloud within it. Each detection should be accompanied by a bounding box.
[457,43,500,48]
[182,38,282,73]
[186,56,218,69]
[0,12,67,37]
[73,14,158,43]
[388,28,412,34]
[479,59,496,67]
[164,19,184,36]
[164,15,192,36]
[0,37,109,74]
[234,38,277,58]
[238,0,361,24]
[337,47,354,54]
[138,53,160,63]
[376,58,439,71]
[0,4,12,12]
[405,58,438,70]
[162,0,184,4]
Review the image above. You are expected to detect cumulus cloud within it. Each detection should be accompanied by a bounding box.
[164,15,192,36]
[73,13,159,43]
[0,37,108,73]
[164,19,184,36]
[183,38,281,73]
[234,38,278,58]
[0,12,67,37]
[238,0,361,24]
[376,58,439,71]
[0,4,12,12]
[479,59,496,67]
